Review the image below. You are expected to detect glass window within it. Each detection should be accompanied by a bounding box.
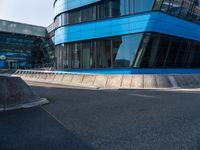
[132,0,155,13]
[192,6,200,23]
[103,0,113,18]
[81,5,95,22]
[169,0,183,15]
[68,9,81,24]
[154,36,171,67]
[112,34,143,68]
[164,38,182,67]
[96,39,111,68]
[55,44,68,69]
[179,0,191,18]
[71,43,81,69]
[173,40,188,67]
[61,13,68,25]
[111,0,121,17]
[55,15,62,28]
[135,33,161,68]
[161,0,171,12]
[82,41,95,69]
[153,0,164,10]
[186,42,200,67]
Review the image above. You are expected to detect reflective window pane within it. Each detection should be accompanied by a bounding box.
[96,39,111,68]
[112,34,143,68]
[71,43,81,69]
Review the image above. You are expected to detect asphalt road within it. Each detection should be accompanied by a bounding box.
[1,81,200,150]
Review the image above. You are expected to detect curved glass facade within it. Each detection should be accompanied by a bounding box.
[54,0,200,70]
[134,33,200,68]
[55,0,200,29]
[55,33,143,69]
[55,32,200,69]
[54,0,155,28]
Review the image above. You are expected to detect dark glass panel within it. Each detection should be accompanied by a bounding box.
[82,41,95,69]
[186,42,200,67]
[132,0,155,13]
[81,5,96,22]
[55,44,68,69]
[112,34,143,68]
[179,0,191,18]
[154,35,171,67]
[164,38,182,67]
[61,13,68,25]
[103,0,113,18]
[136,33,161,68]
[153,0,163,10]
[96,39,111,68]
[158,0,200,24]
[68,9,81,24]
[70,43,81,69]
[169,0,183,15]
[112,0,121,17]
[161,0,171,12]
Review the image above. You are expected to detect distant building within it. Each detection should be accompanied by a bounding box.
[54,0,200,70]
[0,20,55,69]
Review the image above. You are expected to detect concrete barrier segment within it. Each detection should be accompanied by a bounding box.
[131,75,144,88]
[106,75,123,88]
[144,75,158,88]
[0,76,48,112]
[82,75,96,86]
[93,75,109,88]
[121,75,132,88]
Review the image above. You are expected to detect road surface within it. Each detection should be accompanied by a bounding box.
[1,81,200,150]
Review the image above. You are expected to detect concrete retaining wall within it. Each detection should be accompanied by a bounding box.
[13,70,200,89]
[0,76,48,111]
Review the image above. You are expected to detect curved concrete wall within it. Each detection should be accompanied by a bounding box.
[55,12,200,45]
[54,0,101,17]
[13,70,200,89]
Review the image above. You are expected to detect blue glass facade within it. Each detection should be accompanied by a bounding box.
[54,0,200,69]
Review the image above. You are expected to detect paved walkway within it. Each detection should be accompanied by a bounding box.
[1,81,200,150]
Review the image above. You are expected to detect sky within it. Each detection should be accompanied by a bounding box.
[0,0,54,27]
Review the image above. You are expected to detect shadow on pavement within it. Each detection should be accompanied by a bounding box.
[0,107,95,150]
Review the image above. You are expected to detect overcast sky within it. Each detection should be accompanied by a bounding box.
[0,0,54,27]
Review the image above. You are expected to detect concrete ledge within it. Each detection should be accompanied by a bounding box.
[121,75,132,88]
[62,74,74,84]
[53,74,64,82]
[106,75,123,88]
[72,75,85,84]
[144,75,157,88]
[94,75,108,88]
[82,75,96,86]
[46,74,56,81]
[174,74,200,88]
[131,75,144,88]
[156,75,172,88]
[13,70,200,89]
[38,73,47,81]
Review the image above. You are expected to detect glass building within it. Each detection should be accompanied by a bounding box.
[54,0,200,69]
[0,20,55,69]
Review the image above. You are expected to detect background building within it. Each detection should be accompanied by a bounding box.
[54,0,200,70]
[0,19,55,69]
